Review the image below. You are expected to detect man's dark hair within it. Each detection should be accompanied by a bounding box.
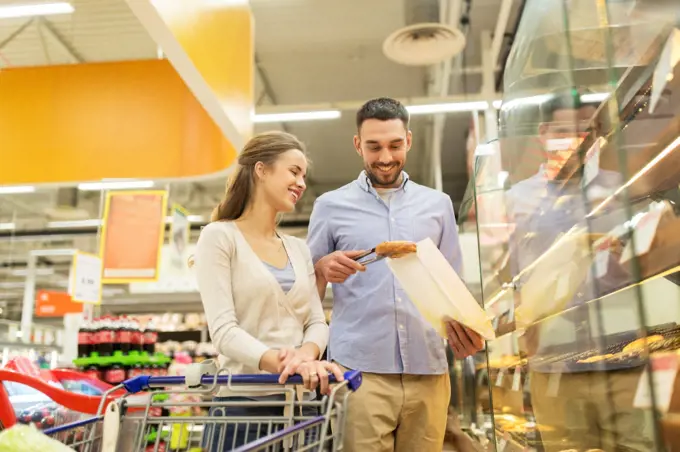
[356,97,410,131]
[539,87,600,122]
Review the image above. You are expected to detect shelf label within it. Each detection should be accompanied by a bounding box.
[547,372,561,397]
[649,29,680,114]
[583,137,604,187]
[554,274,571,301]
[512,366,522,391]
[69,251,103,305]
[593,236,612,278]
[495,369,505,387]
[635,208,664,257]
[634,353,679,412]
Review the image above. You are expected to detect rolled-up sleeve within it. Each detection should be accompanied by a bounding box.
[439,195,464,277]
[194,223,269,369]
[307,197,335,264]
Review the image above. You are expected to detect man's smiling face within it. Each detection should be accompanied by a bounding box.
[354,118,412,188]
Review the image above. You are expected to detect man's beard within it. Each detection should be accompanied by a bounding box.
[365,163,403,187]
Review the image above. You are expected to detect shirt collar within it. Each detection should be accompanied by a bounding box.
[356,170,410,193]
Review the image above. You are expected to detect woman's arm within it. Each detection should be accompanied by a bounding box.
[194,223,279,372]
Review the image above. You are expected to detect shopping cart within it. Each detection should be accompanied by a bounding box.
[44,368,362,451]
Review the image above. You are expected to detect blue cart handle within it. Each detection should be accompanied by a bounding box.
[122,370,362,394]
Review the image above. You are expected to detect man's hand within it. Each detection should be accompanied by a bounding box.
[444,317,484,359]
[315,250,367,284]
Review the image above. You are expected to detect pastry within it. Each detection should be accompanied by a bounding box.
[577,354,615,363]
[375,241,417,258]
[622,335,664,353]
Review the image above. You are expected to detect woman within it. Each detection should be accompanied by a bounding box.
[193,131,343,450]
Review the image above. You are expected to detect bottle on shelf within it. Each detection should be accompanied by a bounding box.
[77,320,92,358]
[131,318,144,353]
[143,322,158,355]
[97,316,115,357]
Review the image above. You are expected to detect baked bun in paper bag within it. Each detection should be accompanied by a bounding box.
[514,229,601,330]
[386,238,495,340]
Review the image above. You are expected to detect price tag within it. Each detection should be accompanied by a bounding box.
[495,369,505,387]
[649,29,680,114]
[592,235,612,278]
[512,366,522,391]
[583,137,604,187]
[69,251,102,304]
[634,353,679,412]
[633,208,664,257]
[547,372,561,397]
[554,274,571,301]
[498,438,508,451]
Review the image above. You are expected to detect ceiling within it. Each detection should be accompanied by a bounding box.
[0,0,524,319]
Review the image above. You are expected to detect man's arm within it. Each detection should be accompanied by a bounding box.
[307,197,367,299]
[307,198,335,300]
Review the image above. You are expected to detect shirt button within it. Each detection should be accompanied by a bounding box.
[399,324,404,330]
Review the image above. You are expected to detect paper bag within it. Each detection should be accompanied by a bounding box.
[386,238,496,340]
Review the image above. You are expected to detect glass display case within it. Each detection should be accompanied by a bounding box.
[462,1,680,450]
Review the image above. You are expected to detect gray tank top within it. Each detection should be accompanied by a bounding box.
[262,260,295,293]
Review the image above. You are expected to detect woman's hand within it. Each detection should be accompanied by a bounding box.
[277,344,319,382]
[294,361,344,395]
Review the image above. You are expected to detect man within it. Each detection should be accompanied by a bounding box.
[503,89,654,451]
[307,97,484,452]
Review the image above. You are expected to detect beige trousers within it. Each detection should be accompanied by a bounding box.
[336,364,451,452]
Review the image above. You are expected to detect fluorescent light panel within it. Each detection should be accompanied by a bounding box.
[407,101,490,114]
[252,93,610,123]
[48,219,102,228]
[165,215,205,223]
[78,180,154,191]
[0,2,74,19]
[0,223,15,231]
[254,110,341,123]
[0,185,35,194]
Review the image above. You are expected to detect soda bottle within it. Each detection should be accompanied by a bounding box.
[118,316,132,354]
[77,321,92,358]
[143,322,158,354]
[98,316,114,357]
[131,318,144,353]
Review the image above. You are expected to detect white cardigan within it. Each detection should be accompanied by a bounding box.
[194,221,329,394]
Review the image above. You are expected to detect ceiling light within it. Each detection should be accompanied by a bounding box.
[253,110,341,123]
[48,219,102,228]
[407,101,490,115]
[77,180,154,191]
[165,215,205,223]
[11,268,54,277]
[0,223,15,231]
[0,185,35,194]
[581,92,611,103]
[0,2,74,19]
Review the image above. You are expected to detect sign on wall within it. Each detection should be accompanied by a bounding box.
[100,190,168,284]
